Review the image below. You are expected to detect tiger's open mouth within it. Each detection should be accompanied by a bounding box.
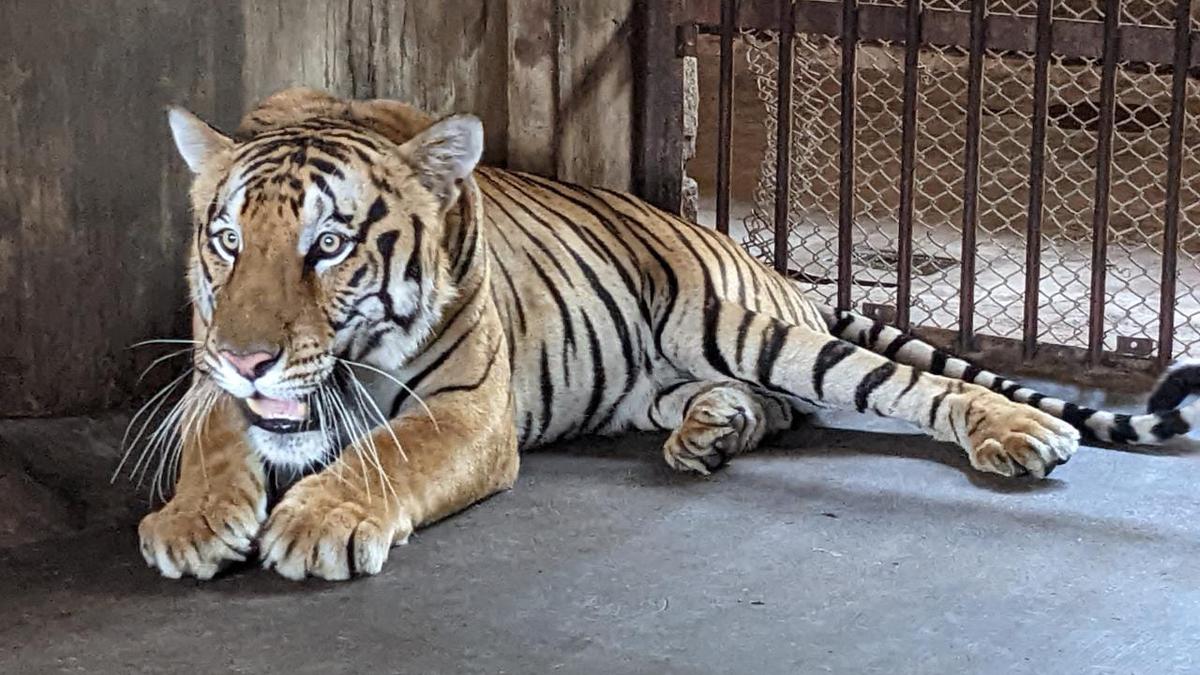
[241,394,316,434]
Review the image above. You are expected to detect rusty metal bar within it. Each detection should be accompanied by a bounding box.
[692,0,1200,70]
[637,0,687,213]
[716,0,737,234]
[895,0,921,331]
[837,0,859,310]
[772,0,794,272]
[957,0,985,350]
[1022,0,1053,358]
[1088,0,1121,365]
[1159,0,1191,367]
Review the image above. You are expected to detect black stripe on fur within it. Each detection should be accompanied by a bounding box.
[1148,363,1200,413]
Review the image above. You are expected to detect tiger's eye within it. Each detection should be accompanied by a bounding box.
[318,232,343,255]
[214,228,240,257]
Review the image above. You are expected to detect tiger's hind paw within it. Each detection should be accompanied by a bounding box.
[964,394,1080,479]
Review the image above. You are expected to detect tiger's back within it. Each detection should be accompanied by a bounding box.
[476,167,829,449]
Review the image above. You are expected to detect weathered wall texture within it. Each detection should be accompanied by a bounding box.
[241,0,513,164]
[0,1,246,416]
[506,0,637,185]
[238,0,638,189]
[0,0,644,416]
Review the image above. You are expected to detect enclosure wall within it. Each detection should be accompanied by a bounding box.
[0,0,641,416]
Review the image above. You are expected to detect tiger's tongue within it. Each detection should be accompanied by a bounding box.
[245,396,308,421]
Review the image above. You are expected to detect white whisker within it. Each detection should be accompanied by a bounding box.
[139,389,191,495]
[129,338,202,349]
[326,384,375,503]
[337,357,440,433]
[316,386,348,486]
[142,377,210,500]
[342,364,409,463]
[113,370,192,482]
[144,378,202,483]
[343,373,400,505]
[136,348,195,385]
[173,381,217,491]
[313,384,347,487]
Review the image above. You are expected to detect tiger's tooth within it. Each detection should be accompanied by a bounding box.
[245,397,266,417]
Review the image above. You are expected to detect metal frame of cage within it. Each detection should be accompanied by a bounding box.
[675,0,1196,387]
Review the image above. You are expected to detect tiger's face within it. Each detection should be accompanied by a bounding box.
[167,108,482,447]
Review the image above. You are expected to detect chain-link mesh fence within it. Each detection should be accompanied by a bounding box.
[733,0,1200,362]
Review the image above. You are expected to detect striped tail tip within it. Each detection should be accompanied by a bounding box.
[1080,403,1197,446]
[822,307,1199,446]
[1148,358,1200,414]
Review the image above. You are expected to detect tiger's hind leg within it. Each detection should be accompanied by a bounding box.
[658,299,1079,478]
[645,381,795,474]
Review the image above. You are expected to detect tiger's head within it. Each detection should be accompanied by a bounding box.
[167,91,482,458]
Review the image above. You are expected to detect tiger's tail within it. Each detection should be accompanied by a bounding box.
[823,308,1200,445]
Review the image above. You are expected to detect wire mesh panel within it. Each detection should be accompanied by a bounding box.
[742,30,844,306]
[974,51,1034,341]
[1037,55,1101,349]
[849,40,905,315]
[910,43,967,331]
[708,0,1199,378]
[1102,63,1171,352]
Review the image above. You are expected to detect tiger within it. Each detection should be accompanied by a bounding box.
[137,87,1200,581]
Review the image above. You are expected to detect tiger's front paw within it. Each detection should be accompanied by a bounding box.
[259,475,413,581]
[964,393,1080,479]
[138,490,266,580]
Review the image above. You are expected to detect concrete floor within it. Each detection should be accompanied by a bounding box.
[3,404,1200,674]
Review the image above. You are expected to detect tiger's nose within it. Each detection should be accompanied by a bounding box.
[219,349,281,380]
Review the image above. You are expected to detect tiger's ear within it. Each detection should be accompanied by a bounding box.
[167,107,233,174]
[398,114,484,210]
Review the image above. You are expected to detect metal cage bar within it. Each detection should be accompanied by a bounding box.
[836,0,859,310]
[895,0,921,332]
[1087,0,1121,365]
[716,0,737,235]
[690,0,1194,65]
[958,0,986,350]
[772,0,795,273]
[1022,0,1054,359]
[1159,0,1192,367]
